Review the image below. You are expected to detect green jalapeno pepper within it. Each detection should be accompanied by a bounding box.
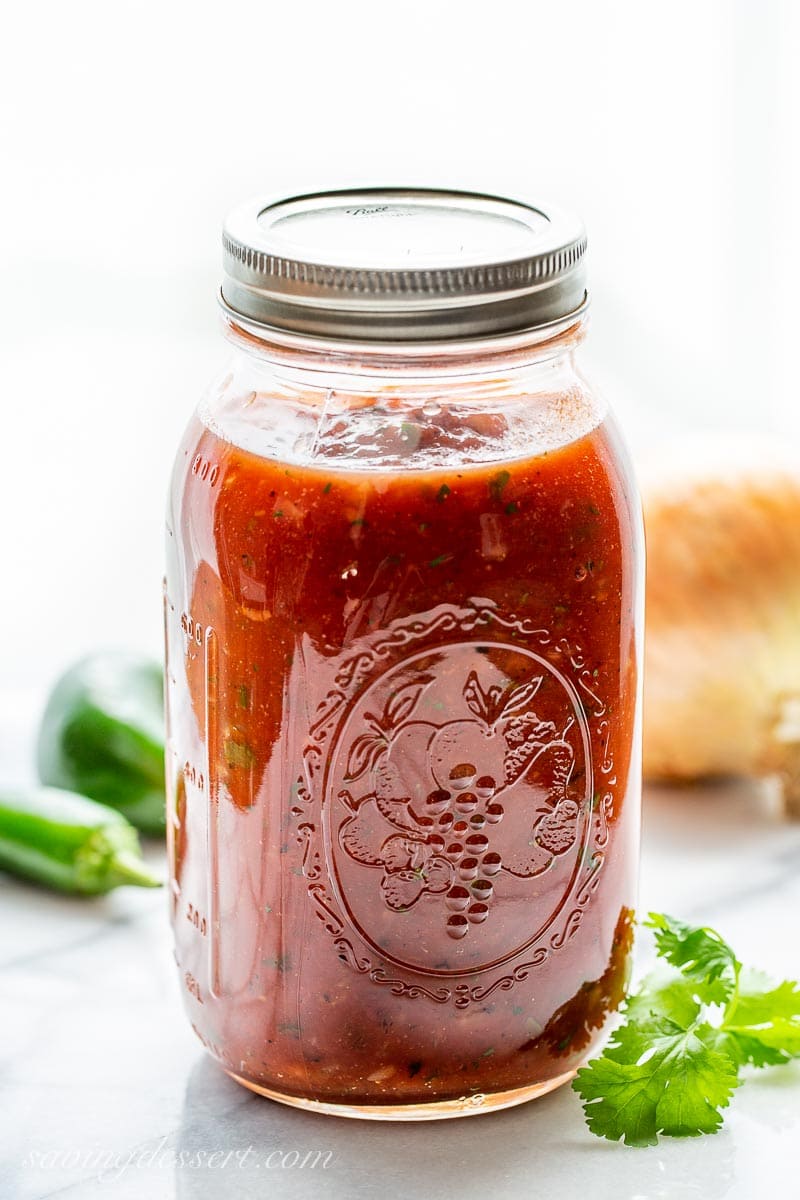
[36,653,166,835]
[0,786,161,894]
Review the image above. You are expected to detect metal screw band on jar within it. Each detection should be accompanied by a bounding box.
[220,187,587,341]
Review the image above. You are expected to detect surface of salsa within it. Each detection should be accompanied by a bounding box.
[165,350,642,1114]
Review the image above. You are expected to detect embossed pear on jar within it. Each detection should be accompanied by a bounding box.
[322,638,594,976]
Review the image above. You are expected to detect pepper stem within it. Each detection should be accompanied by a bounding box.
[108,851,162,889]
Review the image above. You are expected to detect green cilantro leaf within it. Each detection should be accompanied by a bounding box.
[623,969,701,1029]
[575,1017,738,1147]
[644,912,740,1004]
[573,912,800,1146]
[651,1024,740,1139]
[723,969,800,1066]
[574,1055,661,1147]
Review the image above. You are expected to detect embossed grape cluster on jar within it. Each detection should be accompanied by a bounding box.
[425,770,506,939]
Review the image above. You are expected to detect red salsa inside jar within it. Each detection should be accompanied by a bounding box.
[167,364,640,1111]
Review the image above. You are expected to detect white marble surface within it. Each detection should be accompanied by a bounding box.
[1,698,799,1199]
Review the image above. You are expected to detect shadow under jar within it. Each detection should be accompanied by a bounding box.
[165,188,644,1119]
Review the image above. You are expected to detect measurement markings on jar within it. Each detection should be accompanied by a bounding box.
[191,453,219,486]
[186,901,208,936]
[180,611,204,645]
[183,760,205,790]
[184,971,204,1003]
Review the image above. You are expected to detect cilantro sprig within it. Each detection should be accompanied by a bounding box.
[573,912,800,1147]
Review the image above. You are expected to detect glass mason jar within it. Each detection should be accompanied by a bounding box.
[165,189,643,1120]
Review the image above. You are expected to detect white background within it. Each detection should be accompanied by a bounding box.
[1,0,799,700]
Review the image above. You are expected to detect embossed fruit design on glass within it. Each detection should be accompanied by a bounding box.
[165,189,643,1118]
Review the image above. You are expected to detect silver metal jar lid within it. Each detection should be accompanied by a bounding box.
[221,188,587,342]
